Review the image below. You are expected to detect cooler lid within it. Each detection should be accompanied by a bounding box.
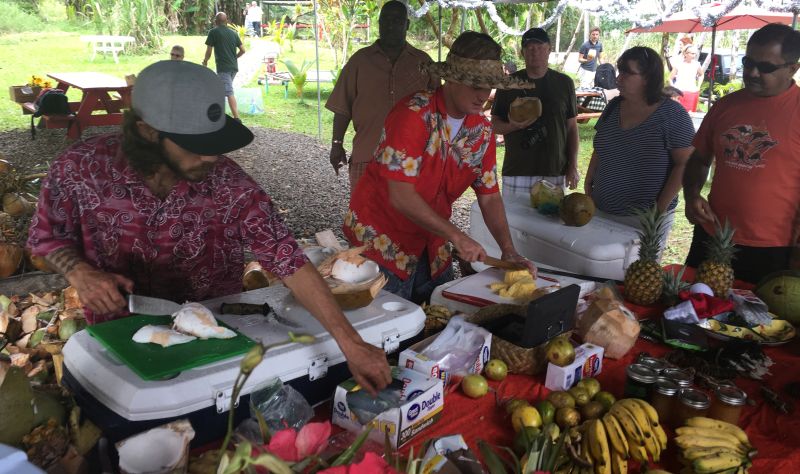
[63,287,424,422]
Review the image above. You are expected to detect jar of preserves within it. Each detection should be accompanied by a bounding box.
[676,388,711,426]
[663,368,693,388]
[650,377,680,427]
[624,364,658,399]
[637,356,669,374]
[709,386,747,426]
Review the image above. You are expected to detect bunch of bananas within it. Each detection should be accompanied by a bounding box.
[557,398,666,474]
[675,417,756,473]
[422,303,453,336]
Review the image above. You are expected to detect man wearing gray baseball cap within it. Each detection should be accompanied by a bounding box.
[28,61,392,395]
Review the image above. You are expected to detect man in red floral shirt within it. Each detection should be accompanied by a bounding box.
[28,61,391,394]
[344,32,537,304]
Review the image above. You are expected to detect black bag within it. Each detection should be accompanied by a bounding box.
[31,88,72,139]
[594,63,617,90]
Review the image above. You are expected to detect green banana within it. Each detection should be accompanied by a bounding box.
[692,451,745,474]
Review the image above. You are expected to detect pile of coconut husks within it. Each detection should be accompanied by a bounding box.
[0,285,101,473]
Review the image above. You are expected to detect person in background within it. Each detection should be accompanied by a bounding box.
[492,28,580,196]
[683,23,800,283]
[27,61,391,395]
[584,47,695,252]
[670,45,703,112]
[578,27,603,88]
[326,1,435,189]
[246,1,263,37]
[484,61,517,144]
[343,32,536,304]
[203,12,245,121]
[170,45,184,61]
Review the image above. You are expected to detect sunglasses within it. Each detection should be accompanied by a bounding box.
[742,56,794,74]
[171,53,183,58]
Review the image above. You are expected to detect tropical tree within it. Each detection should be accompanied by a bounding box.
[281,59,314,101]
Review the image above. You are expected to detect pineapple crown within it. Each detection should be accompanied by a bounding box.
[663,266,690,294]
[634,206,668,262]
[704,220,738,265]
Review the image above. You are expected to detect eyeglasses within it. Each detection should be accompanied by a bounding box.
[170,53,183,59]
[742,56,794,74]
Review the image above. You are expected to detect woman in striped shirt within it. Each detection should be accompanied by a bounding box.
[584,46,695,253]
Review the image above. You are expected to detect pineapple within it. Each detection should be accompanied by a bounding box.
[624,206,668,305]
[662,266,690,306]
[696,220,737,298]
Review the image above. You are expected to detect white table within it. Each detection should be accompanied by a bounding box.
[80,35,136,63]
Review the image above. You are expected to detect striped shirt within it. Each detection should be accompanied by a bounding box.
[590,97,694,216]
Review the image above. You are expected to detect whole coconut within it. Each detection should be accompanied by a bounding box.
[560,193,595,227]
[530,180,564,212]
[0,243,23,278]
[755,270,800,325]
[509,97,542,123]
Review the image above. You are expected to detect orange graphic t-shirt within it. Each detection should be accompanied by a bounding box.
[693,84,800,247]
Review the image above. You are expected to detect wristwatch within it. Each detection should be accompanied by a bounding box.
[332,139,344,145]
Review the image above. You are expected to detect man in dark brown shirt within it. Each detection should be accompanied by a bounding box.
[325,0,435,189]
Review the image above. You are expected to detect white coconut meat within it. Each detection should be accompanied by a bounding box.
[117,421,195,474]
[132,325,196,347]
[331,258,380,284]
[172,302,236,339]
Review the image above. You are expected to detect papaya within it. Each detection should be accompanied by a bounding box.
[755,270,800,325]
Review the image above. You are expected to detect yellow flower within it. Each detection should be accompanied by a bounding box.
[426,133,441,155]
[374,234,391,253]
[395,252,409,271]
[482,170,497,188]
[437,245,450,261]
[401,157,419,176]
[353,223,366,242]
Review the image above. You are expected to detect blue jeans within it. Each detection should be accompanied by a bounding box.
[380,254,454,305]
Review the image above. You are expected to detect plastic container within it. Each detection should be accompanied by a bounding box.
[624,364,658,399]
[676,388,711,426]
[709,386,747,426]
[650,377,680,427]
[468,196,640,280]
[62,286,425,445]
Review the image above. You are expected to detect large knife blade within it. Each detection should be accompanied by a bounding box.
[127,294,182,316]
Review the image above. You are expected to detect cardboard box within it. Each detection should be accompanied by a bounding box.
[544,343,604,391]
[398,324,491,386]
[9,85,41,103]
[331,368,444,449]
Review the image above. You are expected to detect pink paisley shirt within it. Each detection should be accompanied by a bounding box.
[28,134,308,324]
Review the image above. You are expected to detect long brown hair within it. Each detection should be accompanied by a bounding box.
[121,110,165,177]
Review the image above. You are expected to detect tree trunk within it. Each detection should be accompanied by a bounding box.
[443,8,460,48]
[418,0,440,39]
[560,10,584,68]
[661,32,671,64]
[475,9,489,35]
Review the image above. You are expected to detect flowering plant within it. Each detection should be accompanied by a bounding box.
[27,75,53,89]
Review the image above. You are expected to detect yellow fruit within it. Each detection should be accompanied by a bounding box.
[511,406,542,432]
[602,413,629,459]
[509,96,542,123]
[685,417,751,447]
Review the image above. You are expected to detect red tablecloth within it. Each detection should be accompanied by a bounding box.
[398,335,800,472]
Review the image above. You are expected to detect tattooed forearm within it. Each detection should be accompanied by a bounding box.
[45,247,86,275]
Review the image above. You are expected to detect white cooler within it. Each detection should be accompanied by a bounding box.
[468,195,640,281]
[62,286,424,445]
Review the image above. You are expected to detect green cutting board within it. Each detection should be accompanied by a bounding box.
[86,315,255,381]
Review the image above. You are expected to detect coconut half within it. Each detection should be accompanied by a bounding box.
[117,420,195,474]
[331,258,380,284]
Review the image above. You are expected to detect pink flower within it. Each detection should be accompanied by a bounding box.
[318,452,400,474]
[266,421,332,462]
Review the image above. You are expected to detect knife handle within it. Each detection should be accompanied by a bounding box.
[482,255,527,271]
[220,302,271,315]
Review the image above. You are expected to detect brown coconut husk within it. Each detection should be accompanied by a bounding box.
[316,246,367,278]
[0,243,23,278]
[329,273,387,310]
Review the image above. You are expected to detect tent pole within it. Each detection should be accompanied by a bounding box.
[708,26,717,107]
[314,0,321,140]
[793,11,797,29]
[438,4,442,61]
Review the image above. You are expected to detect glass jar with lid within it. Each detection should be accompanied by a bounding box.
[663,367,694,388]
[624,364,658,399]
[650,377,680,427]
[637,356,669,374]
[709,386,747,426]
[675,388,711,426]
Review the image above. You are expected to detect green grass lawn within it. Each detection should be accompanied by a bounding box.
[0,33,697,264]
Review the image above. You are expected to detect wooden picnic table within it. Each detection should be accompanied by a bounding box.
[576,89,605,123]
[25,72,132,139]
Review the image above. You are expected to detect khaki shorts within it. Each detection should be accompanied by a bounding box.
[218,71,236,96]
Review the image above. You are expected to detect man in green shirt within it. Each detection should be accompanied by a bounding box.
[491,28,579,196]
[203,12,245,121]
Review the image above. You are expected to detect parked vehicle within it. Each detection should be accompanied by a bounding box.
[699,49,745,84]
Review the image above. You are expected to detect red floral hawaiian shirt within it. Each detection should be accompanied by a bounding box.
[28,134,308,323]
[343,88,499,280]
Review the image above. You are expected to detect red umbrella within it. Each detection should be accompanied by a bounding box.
[628,4,794,103]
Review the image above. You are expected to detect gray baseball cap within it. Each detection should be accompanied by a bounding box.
[132,60,253,155]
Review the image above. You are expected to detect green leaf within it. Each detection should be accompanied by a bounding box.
[330,425,373,467]
[252,453,293,474]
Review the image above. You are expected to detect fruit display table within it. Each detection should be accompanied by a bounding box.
[399,335,800,471]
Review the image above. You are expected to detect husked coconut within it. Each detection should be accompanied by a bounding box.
[331,258,380,284]
[172,303,236,339]
[132,325,196,347]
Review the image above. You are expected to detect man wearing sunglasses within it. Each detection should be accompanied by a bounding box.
[683,23,800,284]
